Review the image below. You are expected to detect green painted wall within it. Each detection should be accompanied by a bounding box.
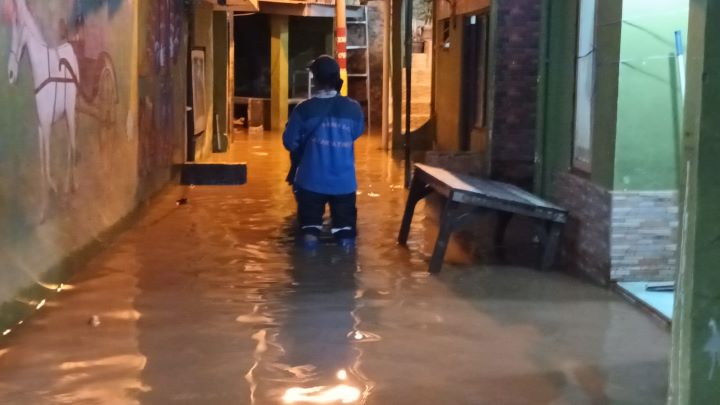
[543,0,687,192]
[535,0,578,197]
[590,0,623,190]
[613,0,688,191]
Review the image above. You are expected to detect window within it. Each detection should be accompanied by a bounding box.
[573,0,596,171]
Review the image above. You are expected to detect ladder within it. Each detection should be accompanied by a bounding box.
[344,6,371,130]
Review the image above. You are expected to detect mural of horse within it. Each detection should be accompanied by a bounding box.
[5,0,80,219]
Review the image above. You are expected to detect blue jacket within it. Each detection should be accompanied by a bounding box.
[283,93,365,195]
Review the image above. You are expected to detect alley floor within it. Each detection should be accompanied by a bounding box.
[0,133,670,404]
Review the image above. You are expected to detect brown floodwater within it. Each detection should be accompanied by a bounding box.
[0,133,669,404]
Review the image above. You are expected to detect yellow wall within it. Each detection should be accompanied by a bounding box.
[434,16,464,151]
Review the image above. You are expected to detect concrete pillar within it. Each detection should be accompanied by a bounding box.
[670,1,720,403]
[212,11,228,152]
[335,0,348,96]
[534,0,577,197]
[127,0,140,140]
[391,0,403,147]
[270,15,289,131]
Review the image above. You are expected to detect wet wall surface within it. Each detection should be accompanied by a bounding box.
[0,134,669,404]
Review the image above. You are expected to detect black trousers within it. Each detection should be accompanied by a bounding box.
[295,187,357,239]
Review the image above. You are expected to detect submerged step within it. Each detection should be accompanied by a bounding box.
[181,163,248,185]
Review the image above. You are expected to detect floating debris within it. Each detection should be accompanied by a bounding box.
[88,315,101,327]
[176,198,188,206]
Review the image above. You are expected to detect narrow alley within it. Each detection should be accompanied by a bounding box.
[5,0,720,402]
[0,134,669,404]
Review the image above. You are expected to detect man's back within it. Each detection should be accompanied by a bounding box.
[283,94,365,195]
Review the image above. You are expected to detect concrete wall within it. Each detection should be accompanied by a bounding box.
[212,10,228,151]
[192,0,216,161]
[0,0,187,327]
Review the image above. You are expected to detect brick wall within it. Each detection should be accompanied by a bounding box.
[555,173,680,283]
[491,0,542,190]
[367,1,386,132]
[554,173,612,284]
[610,191,679,281]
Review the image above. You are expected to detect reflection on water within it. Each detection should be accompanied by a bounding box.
[282,383,361,404]
[243,250,373,404]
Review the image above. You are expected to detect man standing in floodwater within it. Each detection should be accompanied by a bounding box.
[283,55,365,250]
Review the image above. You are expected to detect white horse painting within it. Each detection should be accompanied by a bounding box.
[5,0,80,219]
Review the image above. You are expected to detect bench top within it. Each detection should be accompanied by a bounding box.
[415,163,567,215]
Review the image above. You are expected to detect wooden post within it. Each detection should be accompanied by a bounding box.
[381,0,391,149]
[403,0,413,188]
[270,15,289,131]
[227,11,235,141]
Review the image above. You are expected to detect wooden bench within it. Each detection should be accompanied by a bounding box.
[398,164,568,273]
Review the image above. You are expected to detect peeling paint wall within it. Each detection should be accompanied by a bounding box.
[0,0,187,327]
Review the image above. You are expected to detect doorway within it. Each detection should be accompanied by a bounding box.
[459,13,489,152]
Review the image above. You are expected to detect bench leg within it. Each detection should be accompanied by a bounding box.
[429,198,459,273]
[398,176,432,245]
[540,222,563,271]
[494,212,513,260]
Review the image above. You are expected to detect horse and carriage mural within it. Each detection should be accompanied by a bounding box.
[2,0,121,221]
